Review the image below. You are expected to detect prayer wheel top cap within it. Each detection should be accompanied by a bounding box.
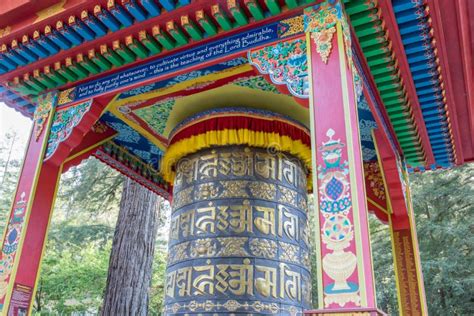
[161,107,312,185]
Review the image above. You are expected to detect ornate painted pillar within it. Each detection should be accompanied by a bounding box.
[304,1,381,314]
[373,129,428,316]
[0,92,60,315]
[0,94,104,315]
[161,109,312,315]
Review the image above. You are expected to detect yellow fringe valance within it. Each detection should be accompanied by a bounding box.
[161,129,312,184]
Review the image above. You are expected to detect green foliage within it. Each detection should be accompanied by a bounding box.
[0,131,23,235]
[35,237,111,314]
[370,216,398,314]
[149,248,167,315]
[409,164,474,315]
[55,158,124,222]
[370,164,474,315]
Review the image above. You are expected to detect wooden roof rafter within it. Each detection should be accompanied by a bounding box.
[343,0,427,167]
[0,0,313,98]
[378,0,435,165]
[422,0,474,167]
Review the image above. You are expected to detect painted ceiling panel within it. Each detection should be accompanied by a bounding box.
[357,92,378,162]
[100,111,163,170]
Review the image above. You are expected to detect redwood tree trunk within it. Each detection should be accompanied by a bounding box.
[101,178,159,316]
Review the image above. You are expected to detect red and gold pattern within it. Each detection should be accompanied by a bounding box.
[161,110,312,184]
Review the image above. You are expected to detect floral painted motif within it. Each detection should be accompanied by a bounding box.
[107,121,142,144]
[45,100,92,160]
[317,128,360,307]
[57,87,76,105]
[359,119,378,142]
[278,15,304,38]
[304,0,341,63]
[248,38,308,99]
[133,149,151,161]
[304,0,353,65]
[134,99,175,135]
[101,112,163,170]
[364,162,386,200]
[354,69,363,101]
[362,147,377,161]
[91,121,108,133]
[33,92,56,141]
[119,84,155,99]
[232,76,280,94]
[219,57,248,67]
[356,90,378,162]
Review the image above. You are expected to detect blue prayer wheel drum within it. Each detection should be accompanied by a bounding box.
[164,145,312,315]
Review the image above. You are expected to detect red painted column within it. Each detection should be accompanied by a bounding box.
[304,1,379,313]
[0,92,60,315]
[373,129,428,316]
[0,96,106,315]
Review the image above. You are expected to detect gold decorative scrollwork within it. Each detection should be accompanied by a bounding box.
[249,182,276,200]
[279,185,298,207]
[279,16,305,37]
[219,180,249,198]
[194,182,219,200]
[216,237,249,257]
[280,241,299,263]
[190,238,216,258]
[249,238,277,259]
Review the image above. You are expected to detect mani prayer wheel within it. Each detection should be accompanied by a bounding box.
[162,108,313,315]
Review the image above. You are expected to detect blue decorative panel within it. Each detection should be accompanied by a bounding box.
[165,146,311,315]
[357,93,378,162]
[100,111,163,169]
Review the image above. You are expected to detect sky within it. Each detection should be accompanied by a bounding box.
[0,102,32,159]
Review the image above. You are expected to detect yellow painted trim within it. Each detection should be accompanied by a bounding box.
[306,31,324,309]
[161,129,312,183]
[112,64,253,107]
[337,21,367,306]
[371,129,393,214]
[28,164,63,315]
[404,173,428,315]
[389,168,427,315]
[349,51,378,307]
[2,98,57,315]
[388,216,404,315]
[102,94,120,115]
[63,133,117,164]
[108,64,253,151]
[366,197,390,215]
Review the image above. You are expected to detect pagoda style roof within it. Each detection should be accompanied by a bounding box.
[0,0,472,172]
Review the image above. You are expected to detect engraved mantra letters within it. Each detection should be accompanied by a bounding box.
[174,147,307,192]
[165,146,311,314]
[165,259,309,302]
[169,202,309,245]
